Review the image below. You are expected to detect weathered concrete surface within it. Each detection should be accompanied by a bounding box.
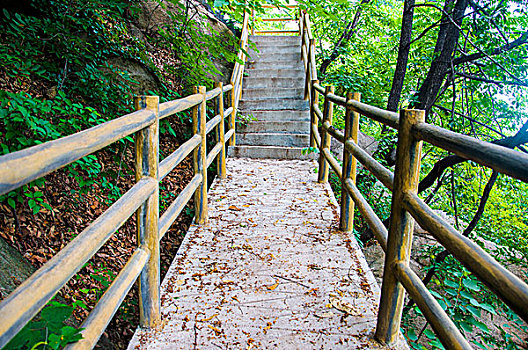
[128,158,407,349]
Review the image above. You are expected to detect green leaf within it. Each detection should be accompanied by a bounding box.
[474,320,490,334]
[444,279,458,288]
[7,198,16,209]
[423,329,435,339]
[407,328,418,341]
[460,322,473,333]
[462,279,480,292]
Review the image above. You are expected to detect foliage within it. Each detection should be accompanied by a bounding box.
[4,301,84,350]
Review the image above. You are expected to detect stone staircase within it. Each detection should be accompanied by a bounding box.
[229,35,314,159]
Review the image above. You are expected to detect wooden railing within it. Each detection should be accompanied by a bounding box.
[0,11,250,349]
[250,4,299,35]
[300,10,528,350]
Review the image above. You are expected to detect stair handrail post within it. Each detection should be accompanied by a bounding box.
[309,79,319,148]
[375,109,425,345]
[298,9,304,37]
[215,82,227,178]
[134,95,161,328]
[193,86,208,224]
[228,81,237,146]
[318,85,333,183]
[304,38,314,101]
[340,92,360,232]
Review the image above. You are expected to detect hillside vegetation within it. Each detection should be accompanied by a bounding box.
[0,0,237,348]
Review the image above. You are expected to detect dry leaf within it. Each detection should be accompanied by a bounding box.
[199,313,218,322]
[267,280,279,291]
[208,325,222,335]
[329,295,361,316]
[229,205,242,211]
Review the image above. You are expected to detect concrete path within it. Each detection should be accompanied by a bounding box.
[128,158,406,349]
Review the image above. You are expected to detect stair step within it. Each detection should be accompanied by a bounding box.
[228,145,316,160]
[248,52,301,63]
[246,68,304,79]
[247,61,301,70]
[243,77,305,89]
[237,132,309,147]
[249,45,300,55]
[240,98,309,111]
[238,121,310,134]
[242,88,304,100]
[250,35,301,44]
[240,110,310,121]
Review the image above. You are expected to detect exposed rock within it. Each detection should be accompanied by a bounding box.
[0,236,36,300]
[107,57,160,95]
[330,130,379,159]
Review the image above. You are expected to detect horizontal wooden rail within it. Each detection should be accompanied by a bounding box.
[343,178,388,250]
[0,177,157,348]
[205,87,222,101]
[67,248,150,350]
[255,30,299,34]
[205,115,222,135]
[414,122,528,182]
[0,109,155,196]
[303,8,528,345]
[404,192,528,323]
[159,174,203,240]
[0,7,250,346]
[159,135,201,180]
[322,148,342,178]
[344,140,394,191]
[159,94,203,119]
[394,263,471,350]
[206,142,224,168]
[261,17,295,21]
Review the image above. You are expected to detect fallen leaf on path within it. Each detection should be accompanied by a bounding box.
[229,205,242,211]
[267,280,279,290]
[329,295,361,316]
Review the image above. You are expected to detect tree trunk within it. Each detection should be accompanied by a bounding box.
[386,0,415,112]
[410,0,469,119]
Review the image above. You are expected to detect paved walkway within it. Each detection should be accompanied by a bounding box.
[128,158,405,349]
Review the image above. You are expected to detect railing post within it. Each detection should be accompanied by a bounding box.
[304,38,314,101]
[375,109,425,345]
[134,95,160,328]
[193,86,208,224]
[228,82,237,147]
[340,92,360,232]
[318,85,333,183]
[309,79,319,148]
[215,82,227,179]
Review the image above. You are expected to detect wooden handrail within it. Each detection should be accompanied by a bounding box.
[303,9,528,348]
[0,10,250,348]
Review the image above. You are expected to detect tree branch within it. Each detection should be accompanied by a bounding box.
[456,72,528,88]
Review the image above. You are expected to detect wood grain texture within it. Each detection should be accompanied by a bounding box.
[159,94,203,120]
[67,248,149,350]
[322,148,342,179]
[414,122,528,183]
[159,174,203,240]
[205,114,222,135]
[205,87,222,101]
[0,178,156,349]
[376,109,424,346]
[318,86,334,183]
[394,263,472,350]
[193,87,208,224]
[404,192,528,324]
[206,142,223,168]
[0,109,155,196]
[309,79,320,147]
[134,96,160,328]
[340,92,360,232]
[215,82,227,179]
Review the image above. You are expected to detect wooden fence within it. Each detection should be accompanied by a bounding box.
[0,11,250,350]
[299,10,528,350]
